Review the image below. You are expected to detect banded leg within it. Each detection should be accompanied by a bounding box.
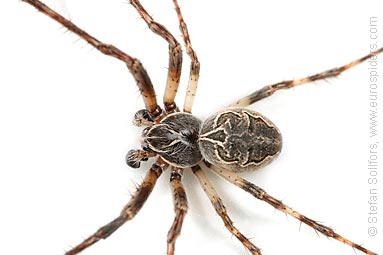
[130,0,183,113]
[22,0,162,119]
[192,165,261,255]
[167,168,188,255]
[206,162,379,255]
[230,46,383,107]
[172,0,201,113]
[65,159,168,255]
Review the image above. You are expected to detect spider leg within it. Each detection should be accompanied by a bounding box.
[172,0,201,113]
[167,168,188,255]
[193,165,262,255]
[230,46,383,107]
[64,159,168,255]
[130,0,182,114]
[206,162,379,255]
[21,0,162,120]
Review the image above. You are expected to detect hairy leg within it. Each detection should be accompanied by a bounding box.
[167,168,188,255]
[130,0,182,113]
[193,165,261,255]
[171,0,201,113]
[206,162,379,255]
[21,0,162,119]
[230,47,383,107]
[65,159,168,255]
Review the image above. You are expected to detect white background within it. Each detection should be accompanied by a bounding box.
[0,1,382,255]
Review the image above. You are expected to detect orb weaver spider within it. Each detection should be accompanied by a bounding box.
[15,0,382,255]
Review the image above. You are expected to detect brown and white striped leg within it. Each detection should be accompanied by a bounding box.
[22,0,162,120]
[64,159,168,255]
[206,162,379,255]
[130,0,182,114]
[230,46,383,107]
[192,165,261,255]
[167,168,188,255]
[172,0,201,113]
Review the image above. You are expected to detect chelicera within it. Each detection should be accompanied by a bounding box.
[21,0,382,255]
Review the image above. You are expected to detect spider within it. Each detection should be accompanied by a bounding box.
[16,0,382,255]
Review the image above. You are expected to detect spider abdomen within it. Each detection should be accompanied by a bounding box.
[142,112,202,167]
[199,108,282,172]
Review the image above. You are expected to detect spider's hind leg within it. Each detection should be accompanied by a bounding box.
[208,162,379,255]
[193,165,262,255]
[231,47,383,107]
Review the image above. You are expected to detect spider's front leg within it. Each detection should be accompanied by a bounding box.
[130,0,201,114]
[22,0,163,120]
[130,0,183,114]
[172,0,201,113]
[207,162,380,255]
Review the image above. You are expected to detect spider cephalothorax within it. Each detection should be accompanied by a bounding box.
[21,0,383,255]
[141,112,202,167]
